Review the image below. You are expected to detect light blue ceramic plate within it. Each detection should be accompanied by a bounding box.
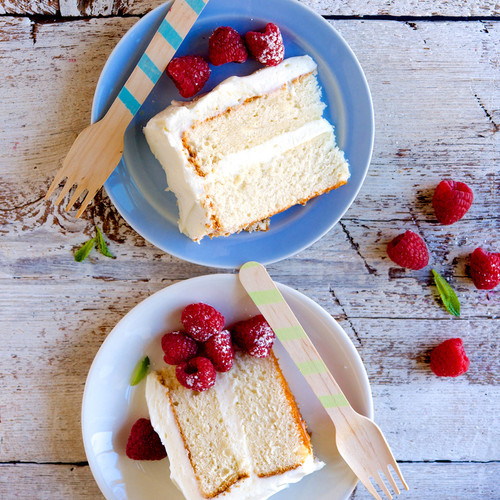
[92,0,374,269]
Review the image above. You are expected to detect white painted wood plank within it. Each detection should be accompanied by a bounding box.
[0,275,497,461]
[1,19,497,221]
[55,0,500,18]
[0,460,498,498]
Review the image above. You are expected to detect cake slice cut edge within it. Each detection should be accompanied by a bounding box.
[145,351,325,500]
[144,55,349,242]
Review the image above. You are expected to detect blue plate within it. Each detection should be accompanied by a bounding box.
[92,0,374,269]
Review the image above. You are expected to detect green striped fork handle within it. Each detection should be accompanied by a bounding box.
[239,261,351,419]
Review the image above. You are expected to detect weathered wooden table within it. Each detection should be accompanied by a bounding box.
[1,0,498,498]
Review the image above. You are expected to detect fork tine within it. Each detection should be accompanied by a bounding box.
[75,186,98,218]
[373,472,393,499]
[45,168,67,199]
[384,466,401,495]
[55,178,76,205]
[65,184,87,212]
[390,461,409,491]
[359,476,383,500]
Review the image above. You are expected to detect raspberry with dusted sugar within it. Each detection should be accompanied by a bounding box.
[209,26,248,66]
[432,179,473,225]
[232,314,275,358]
[204,329,234,372]
[181,303,225,342]
[166,55,211,98]
[386,230,429,270]
[245,23,285,66]
[176,356,217,391]
[469,247,500,290]
[430,338,470,377]
[126,418,167,460]
[161,331,198,365]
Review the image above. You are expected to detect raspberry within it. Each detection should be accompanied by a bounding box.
[432,179,473,225]
[430,338,470,377]
[166,55,210,98]
[245,23,285,66]
[470,247,500,290]
[161,331,198,365]
[387,230,429,270]
[126,418,167,460]
[176,356,216,391]
[203,329,234,372]
[209,26,248,66]
[181,303,225,342]
[232,315,275,358]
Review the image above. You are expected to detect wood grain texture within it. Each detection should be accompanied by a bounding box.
[2,0,498,17]
[0,462,498,499]
[0,6,499,500]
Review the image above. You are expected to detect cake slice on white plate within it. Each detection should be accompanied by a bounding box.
[144,55,349,242]
[145,351,324,500]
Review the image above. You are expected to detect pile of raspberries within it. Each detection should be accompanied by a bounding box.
[386,179,499,291]
[162,303,275,392]
[167,23,285,98]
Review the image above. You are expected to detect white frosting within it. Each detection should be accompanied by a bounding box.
[143,55,321,241]
[145,372,324,500]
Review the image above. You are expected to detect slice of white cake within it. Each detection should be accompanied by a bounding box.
[145,351,324,500]
[144,55,349,242]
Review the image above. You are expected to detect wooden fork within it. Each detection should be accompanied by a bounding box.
[239,261,410,500]
[45,0,209,217]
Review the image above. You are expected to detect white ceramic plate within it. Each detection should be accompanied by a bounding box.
[82,274,373,500]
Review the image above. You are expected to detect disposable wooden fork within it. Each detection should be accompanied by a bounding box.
[239,261,409,500]
[45,0,209,217]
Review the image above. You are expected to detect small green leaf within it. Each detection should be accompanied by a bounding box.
[432,269,461,317]
[95,226,115,259]
[74,237,96,262]
[130,356,150,386]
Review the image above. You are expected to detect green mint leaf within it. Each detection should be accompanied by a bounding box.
[130,356,150,386]
[95,226,115,259]
[432,269,461,317]
[74,237,96,262]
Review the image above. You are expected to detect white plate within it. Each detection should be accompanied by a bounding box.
[82,274,373,500]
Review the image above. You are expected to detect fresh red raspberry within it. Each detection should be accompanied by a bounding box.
[430,338,470,377]
[203,329,234,372]
[181,303,225,342]
[166,55,210,98]
[387,230,429,270]
[175,356,216,391]
[231,315,275,358]
[161,331,198,365]
[245,23,285,66]
[209,26,248,66]
[432,179,473,225]
[126,418,167,460]
[469,247,500,290]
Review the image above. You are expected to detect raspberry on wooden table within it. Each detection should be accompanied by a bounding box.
[126,418,167,460]
[432,179,473,225]
[209,26,248,66]
[430,338,470,377]
[161,331,198,365]
[469,247,500,290]
[245,23,285,66]
[181,303,225,342]
[176,356,217,391]
[166,55,211,98]
[203,329,234,372]
[231,314,275,358]
[386,230,429,270]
